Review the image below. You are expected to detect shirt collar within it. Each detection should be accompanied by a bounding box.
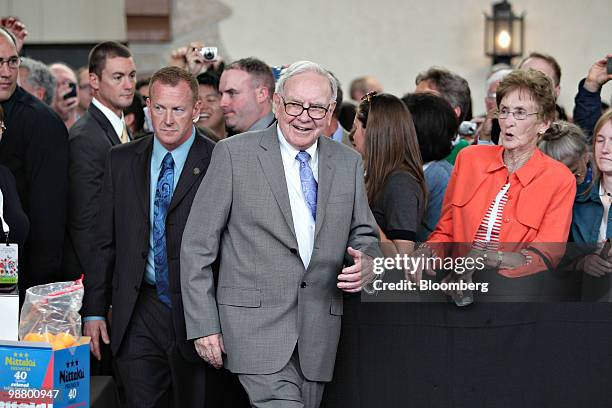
[487,146,543,187]
[92,97,124,137]
[330,121,344,142]
[276,124,318,163]
[248,111,275,132]
[152,127,196,171]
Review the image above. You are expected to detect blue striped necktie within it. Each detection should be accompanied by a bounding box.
[153,152,174,307]
[296,151,317,221]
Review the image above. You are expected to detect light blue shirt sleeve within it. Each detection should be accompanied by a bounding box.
[83,316,105,322]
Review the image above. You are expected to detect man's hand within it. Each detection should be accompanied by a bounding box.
[473,108,496,143]
[194,333,225,369]
[584,54,612,93]
[338,247,373,293]
[580,253,612,277]
[83,320,110,361]
[0,17,28,53]
[53,82,79,121]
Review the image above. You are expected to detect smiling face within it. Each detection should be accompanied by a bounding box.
[498,88,550,154]
[273,71,335,151]
[147,80,201,151]
[197,84,224,130]
[595,121,612,176]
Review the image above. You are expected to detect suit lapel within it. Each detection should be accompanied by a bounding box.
[132,137,152,220]
[89,103,122,145]
[314,136,334,240]
[257,128,297,239]
[168,133,210,213]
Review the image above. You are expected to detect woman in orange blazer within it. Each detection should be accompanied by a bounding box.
[413,69,575,283]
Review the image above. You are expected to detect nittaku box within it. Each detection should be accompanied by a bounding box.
[0,338,90,407]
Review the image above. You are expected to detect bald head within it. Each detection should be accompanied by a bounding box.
[0,28,17,48]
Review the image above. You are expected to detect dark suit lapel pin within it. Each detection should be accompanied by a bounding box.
[193,167,201,175]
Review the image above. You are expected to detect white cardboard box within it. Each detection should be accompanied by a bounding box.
[0,294,19,341]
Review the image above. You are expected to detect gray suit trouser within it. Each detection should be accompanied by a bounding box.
[238,348,326,408]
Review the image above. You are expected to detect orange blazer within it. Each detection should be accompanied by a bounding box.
[429,145,576,277]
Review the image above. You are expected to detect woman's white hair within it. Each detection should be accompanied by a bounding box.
[275,60,337,102]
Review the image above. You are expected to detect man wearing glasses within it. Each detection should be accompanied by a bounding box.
[181,60,381,407]
[0,28,69,296]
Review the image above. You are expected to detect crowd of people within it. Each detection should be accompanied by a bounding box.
[1,15,612,408]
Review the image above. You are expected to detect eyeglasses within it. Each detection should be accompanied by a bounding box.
[361,91,378,103]
[497,107,539,120]
[0,56,21,69]
[281,97,330,120]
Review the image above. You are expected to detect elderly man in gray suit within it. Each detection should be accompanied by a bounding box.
[181,60,381,408]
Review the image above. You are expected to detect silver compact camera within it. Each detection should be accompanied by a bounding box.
[200,47,218,61]
[459,121,478,136]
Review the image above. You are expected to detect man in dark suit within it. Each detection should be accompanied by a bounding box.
[82,66,215,407]
[0,28,69,294]
[63,41,136,280]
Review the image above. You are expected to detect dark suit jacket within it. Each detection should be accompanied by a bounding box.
[82,131,215,362]
[0,86,68,290]
[0,165,29,248]
[63,103,121,279]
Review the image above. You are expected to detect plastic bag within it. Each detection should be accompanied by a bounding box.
[18,276,84,344]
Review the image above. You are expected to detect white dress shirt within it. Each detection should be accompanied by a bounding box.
[277,126,318,268]
[91,97,126,140]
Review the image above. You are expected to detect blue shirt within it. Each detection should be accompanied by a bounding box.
[571,179,611,243]
[417,160,453,242]
[330,123,344,143]
[144,128,196,284]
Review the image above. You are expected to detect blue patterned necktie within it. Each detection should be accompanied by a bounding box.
[296,151,317,221]
[153,152,174,307]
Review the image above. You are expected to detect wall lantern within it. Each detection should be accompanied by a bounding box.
[484,0,525,65]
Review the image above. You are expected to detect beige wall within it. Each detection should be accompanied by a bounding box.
[4,0,611,115]
[211,0,611,116]
[1,0,126,43]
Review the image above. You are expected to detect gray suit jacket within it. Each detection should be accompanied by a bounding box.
[181,125,380,382]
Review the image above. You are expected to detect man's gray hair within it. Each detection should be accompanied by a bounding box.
[486,68,513,90]
[275,61,337,102]
[20,57,56,106]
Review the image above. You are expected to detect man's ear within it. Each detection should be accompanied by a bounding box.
[89,73,100,92]
[272,92,281,114]
[453,106,461,119]
[324,102,337,128]
[192,99,202,123]
[35,87,46,102]
[124,112,136,129]
[256,86,269,104]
